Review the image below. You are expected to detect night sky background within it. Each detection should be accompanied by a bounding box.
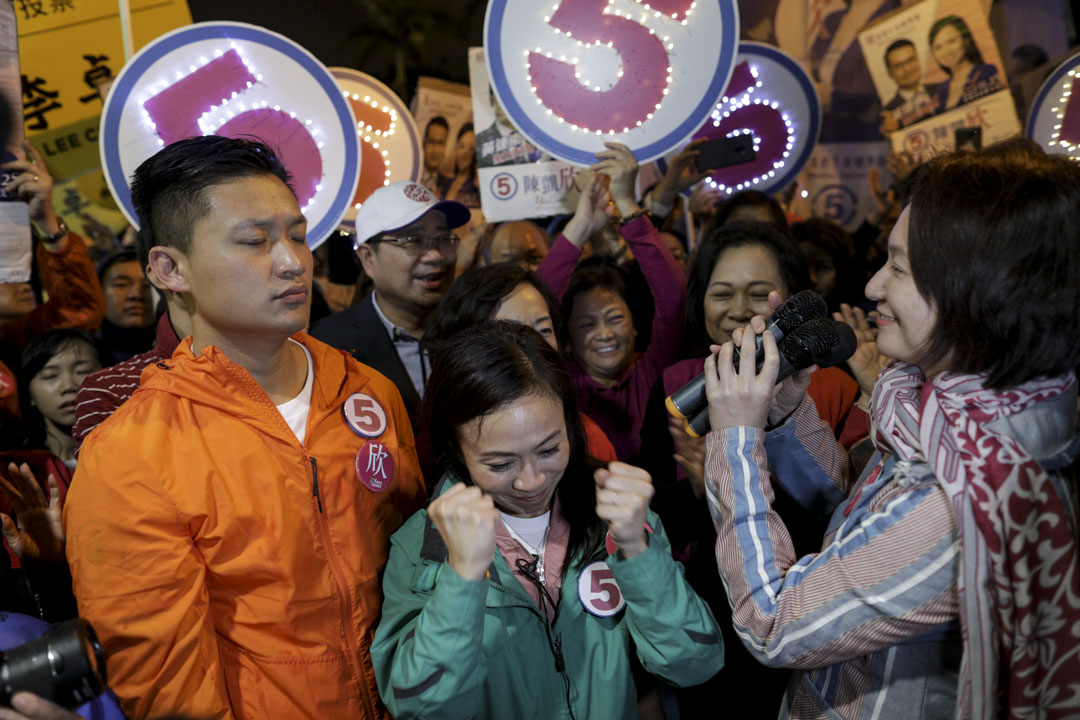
[187,0,487,104]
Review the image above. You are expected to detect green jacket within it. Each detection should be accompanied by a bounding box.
[371,478,725,720]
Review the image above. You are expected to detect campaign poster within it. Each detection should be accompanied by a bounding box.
[410,75,474,204]
[890,89,1020,162]
[796,141,891,232]
[858,0,1010,137]
[467,47,579,223]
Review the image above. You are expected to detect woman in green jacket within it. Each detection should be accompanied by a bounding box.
[371,322,724,719]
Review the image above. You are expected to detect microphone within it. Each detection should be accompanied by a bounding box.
[665,290,828,421]
[682,318,857,438]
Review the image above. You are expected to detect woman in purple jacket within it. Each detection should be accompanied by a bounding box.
[536,144,685,463]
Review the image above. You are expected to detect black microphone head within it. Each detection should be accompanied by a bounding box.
[768,290,829,334]
[778,318,855,369]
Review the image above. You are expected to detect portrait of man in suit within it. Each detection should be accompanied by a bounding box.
[879,38,938,134]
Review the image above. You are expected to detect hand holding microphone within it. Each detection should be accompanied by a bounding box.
[665,290,830,423]
[684,317,857,437]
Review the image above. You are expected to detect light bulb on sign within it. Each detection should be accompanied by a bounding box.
[139,47,324,206]
[525,0,695,134]
[1046,71,1080,158]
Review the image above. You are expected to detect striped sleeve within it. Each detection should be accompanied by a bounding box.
[764,394,851,518]
[705,425,959,670]
[72,361,144,456]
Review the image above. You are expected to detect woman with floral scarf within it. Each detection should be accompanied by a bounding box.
[700,141,1080,720]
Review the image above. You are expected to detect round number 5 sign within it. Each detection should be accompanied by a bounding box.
[484,0,740,166]
[100,22,359,248]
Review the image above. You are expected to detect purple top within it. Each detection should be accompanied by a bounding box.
[537,216,685,461]
[935,62,1001,111]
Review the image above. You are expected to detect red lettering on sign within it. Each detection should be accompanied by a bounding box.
[350,397,381,433]
[588,566,622,611]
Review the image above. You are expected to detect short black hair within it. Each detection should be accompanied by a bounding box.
[712,190,788,229]
[422,321,606,569]
[423,263,561,357]
[96,249,140,281]
[907,144,1080,388]
[130,135,294,270]
[685,221,809,352]
[790,218,861,310]
[424,116,449,141]
[884,39,916,69]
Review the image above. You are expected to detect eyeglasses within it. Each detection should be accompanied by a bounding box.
[375,234,460,255]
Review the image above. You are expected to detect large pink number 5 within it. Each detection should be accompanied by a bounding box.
[142,49,322,206]
[528,0,694,134]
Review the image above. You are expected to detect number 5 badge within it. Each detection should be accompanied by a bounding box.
[577,561,625,617]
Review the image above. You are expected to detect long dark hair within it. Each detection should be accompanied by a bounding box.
[929,15,984,75]
[423,263,561,358]
[18,329,106,449]
[422,321,606,568]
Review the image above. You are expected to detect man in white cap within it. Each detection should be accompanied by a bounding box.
[311,181,469,429]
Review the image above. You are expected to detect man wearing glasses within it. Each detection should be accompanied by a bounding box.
[312,182,468,430]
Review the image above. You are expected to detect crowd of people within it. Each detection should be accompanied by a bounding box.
[0,124,1077,720]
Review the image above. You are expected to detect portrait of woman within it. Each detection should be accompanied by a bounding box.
[439,121,480,209]
[929,15,1001,111]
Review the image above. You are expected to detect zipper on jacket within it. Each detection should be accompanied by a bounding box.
[553,633,565,672]
[311,457,323,513]
[307,455,375,716]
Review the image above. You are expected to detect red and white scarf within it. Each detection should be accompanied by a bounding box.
[870,362,1080,720]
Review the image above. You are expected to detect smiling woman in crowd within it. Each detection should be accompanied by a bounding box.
[371,322,723,719]
[702,143,1080,718]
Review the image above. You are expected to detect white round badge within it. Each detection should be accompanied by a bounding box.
[342,392,388,439]
[577,560,626,617]
[100,22,360,249]
[1026,50,1080,161]
[484,0,740,166]
[329,68,422,230]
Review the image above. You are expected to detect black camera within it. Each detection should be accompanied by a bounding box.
[0,619,107,709]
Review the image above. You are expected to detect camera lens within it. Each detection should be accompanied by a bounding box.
[0,619,107,709]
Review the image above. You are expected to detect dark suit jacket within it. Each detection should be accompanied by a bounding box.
[309,293,422,431]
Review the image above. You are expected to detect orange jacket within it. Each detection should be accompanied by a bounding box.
[64,333,426,720]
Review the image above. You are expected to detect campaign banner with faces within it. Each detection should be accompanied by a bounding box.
[468,47,580,223]
[410,76,475,207]
[857,0,1012,138]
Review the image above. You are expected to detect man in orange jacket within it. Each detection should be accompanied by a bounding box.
[64,136,427,719]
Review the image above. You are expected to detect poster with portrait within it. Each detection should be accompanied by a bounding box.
[858,0,1010,136]
[467,47,579,223]
[890,89,1020,162]
[410,76,474,201]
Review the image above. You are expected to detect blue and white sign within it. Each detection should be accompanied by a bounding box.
[671,41,820,198]
[1026,50,1080,162]
[100,22,359,249]
[484,0,740,167]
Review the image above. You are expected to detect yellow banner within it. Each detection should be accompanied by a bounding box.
[17,0,192,134]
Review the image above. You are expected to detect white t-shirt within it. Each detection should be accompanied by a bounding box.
[500,510,552,554]
[275,340,314,444]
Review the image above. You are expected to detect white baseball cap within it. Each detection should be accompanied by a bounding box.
[353,181,471,245]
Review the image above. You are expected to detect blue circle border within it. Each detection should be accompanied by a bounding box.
[1025,51,1080,140]
[483,0,740,166]
[657,42,822,197]
[331,68,421,231]
[101,22,360,248]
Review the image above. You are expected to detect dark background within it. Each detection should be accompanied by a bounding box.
[187,0,488,103]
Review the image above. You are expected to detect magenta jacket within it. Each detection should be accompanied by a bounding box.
[537,216,685,461]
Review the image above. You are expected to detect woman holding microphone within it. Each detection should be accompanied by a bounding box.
[702,144,1080,719]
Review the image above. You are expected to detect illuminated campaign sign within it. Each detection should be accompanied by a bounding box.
[330,68,422,231]
[484,0,740,166]
[100,22,359,248]
[687,41,820,197]
[1026,50,1080,162]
